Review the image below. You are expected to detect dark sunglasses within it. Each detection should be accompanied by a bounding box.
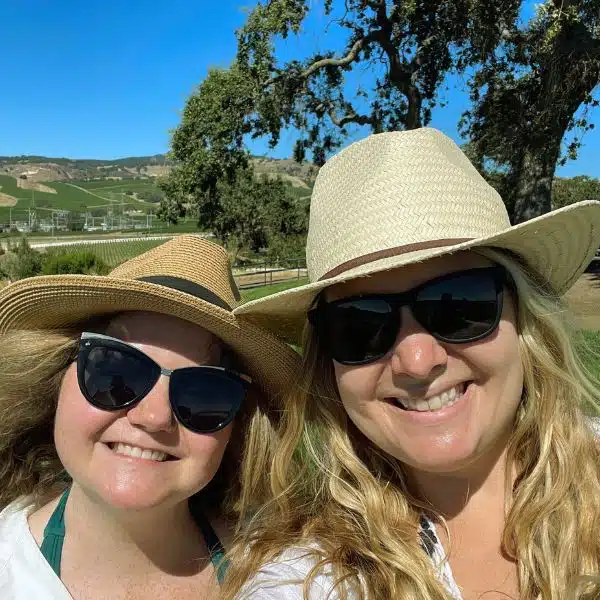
[308,266,507,365]
[77,332,251,433]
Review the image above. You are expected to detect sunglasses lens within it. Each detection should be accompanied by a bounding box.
[315,267,504,364]
[322,297,399,364]
[80,346,158,409]
[169,369,246,433]
[413,269,502,342]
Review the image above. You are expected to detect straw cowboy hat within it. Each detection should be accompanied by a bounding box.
[0,235,298,397]
[236,127,600,344]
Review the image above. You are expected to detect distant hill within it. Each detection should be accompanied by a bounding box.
[0,153,317,187]
[0,152,317,231]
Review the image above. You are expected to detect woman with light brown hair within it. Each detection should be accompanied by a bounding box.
[0,236,298,600]
[226,129,600,599]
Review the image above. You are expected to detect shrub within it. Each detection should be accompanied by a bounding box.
[41,250,110,275]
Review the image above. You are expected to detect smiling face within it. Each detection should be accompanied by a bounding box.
[54,312,233,511]
[326,253,524,477]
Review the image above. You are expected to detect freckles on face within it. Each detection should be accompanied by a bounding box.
[329,253,525,475]
[53,312,236,511]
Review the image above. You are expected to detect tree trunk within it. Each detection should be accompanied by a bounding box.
[510,139,561,224]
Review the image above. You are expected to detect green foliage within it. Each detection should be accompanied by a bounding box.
[0,237,42,280]
[159,1,522,242]
[164,0,596,231]
[232,0,520,160]
[264,233,308,263]
[462,0,600,223]
[0,240,115,281]
[157,66,255,227]
[68,239,168,267]
[41,250,110,275]
[552,176,600,209]
[214,171,308,256]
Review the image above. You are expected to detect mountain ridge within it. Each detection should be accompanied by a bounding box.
[0,154,317,187]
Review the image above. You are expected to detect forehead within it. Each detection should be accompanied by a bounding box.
[325,252,494,301]
[104,311,221,361]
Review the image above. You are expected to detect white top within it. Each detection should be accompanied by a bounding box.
[238,517,461,599]
[0,499,72,600]
[240,418,600,599]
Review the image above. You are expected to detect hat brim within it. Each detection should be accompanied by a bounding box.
[0,275,299,398]
[235,201,600,344]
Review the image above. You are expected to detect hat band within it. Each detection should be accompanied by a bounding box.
[318,238,472,281]
[137,276,232,311]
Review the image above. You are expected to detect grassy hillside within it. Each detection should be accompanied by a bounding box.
[75,180,162,207]
[0,175,121,222]
[0,175,161,223]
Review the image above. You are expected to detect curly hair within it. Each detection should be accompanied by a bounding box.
[0,318,271,518]
[222,248,600,600]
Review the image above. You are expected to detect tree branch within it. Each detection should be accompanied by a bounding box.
[301,31,379,78]
[313,97,376,127]
[371,0,423,128]
[328,107,375,127]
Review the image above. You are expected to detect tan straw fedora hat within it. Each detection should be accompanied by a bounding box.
[236,127,600,344]
[0,235,298,397]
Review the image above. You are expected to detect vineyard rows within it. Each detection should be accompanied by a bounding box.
[68,239,168,267]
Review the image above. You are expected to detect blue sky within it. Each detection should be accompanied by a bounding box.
[0,0,598,178]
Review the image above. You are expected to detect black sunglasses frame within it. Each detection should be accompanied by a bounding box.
[77,332,252,434]
[308,265,508,366]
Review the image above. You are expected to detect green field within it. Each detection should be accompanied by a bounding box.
[61,239,169,267]
[581,331,600,380]
[0,175,160,223]
[73,180,160,205]
[0,175,123,222]
[75,179,159,191]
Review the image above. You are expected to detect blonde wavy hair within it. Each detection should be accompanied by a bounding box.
[223,248,600,600]
[0,318,274,517]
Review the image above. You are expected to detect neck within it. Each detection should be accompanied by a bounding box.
[406,439,514,524]
[64,483,208,575]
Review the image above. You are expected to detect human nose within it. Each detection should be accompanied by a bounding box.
[388,307,448,380]
[126,375,176,432]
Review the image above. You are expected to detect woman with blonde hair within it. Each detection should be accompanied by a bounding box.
[0,235,298,600]
[227,129,600,599]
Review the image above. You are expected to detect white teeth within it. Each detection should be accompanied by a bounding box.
[394,384,465,413]
[111,443,168,462]
[415,399,430,412]
[428,395,443,411]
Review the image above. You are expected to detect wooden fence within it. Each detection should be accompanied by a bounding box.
[234,259,307,289]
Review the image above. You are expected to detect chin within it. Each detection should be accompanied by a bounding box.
[399,440,482,476]
[93,478,184,512]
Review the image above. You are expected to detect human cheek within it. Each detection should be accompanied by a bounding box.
[181,423,233,486]
[54,365,114,458]
[333,362,382,416]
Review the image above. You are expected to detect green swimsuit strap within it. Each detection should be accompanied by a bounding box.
[197,513,230,585]
[40,486,71,577]
[40,488,229,584]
